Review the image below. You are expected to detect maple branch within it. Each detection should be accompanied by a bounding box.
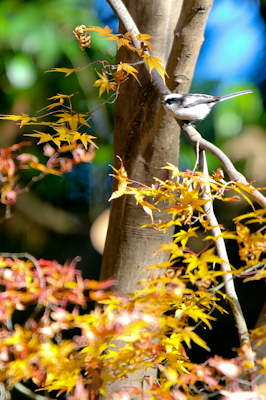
[106,0,169,94]
[198,149,251,348]
[179,122,266,208]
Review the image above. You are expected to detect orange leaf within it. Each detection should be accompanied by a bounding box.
[88,25,113,37]
[115,62,141,85]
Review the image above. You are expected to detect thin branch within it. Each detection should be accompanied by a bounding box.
[106,0,140,40]
[179,120,264,347]
[198,149,251,347]
[179,123,266,208]
[14,383,54,400]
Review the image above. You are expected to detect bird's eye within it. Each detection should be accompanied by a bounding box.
[166,98,180,104]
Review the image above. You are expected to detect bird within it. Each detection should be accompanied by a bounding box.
[161,90,253,122]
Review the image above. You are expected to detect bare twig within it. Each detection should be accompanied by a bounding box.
[179,123,266,207]
[14,382,54,400]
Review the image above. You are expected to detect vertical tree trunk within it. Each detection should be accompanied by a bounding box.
[101,0,181,290]
[100,0,213,396]
[100,1,181,395]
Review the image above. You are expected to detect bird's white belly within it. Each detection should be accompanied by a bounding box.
[166,103,211,121]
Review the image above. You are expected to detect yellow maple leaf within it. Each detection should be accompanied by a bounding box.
[73,132,98,149]
[173,227,199,247]
[20,113,37,127]
[48,93,75,100]
[182,326,210,351]
[26,131,54,144]
[93,70,111,96]
[88,25,136,52]
[29,161,62,176]
[46,67,80,77]
[54,113,90,130]
[162,163,180,178]
[158,365,178,384]
[37,97,64,112]
[142,53,168,84]
[204,231,238,242]
[136,33,154,53]
[0,113,37,127]
[109,158,130,200]
[234,208,266,223]
[0,114,23,121]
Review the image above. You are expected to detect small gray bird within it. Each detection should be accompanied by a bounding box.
[161,90,253,122]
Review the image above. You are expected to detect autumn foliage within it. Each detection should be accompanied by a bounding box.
[0,23,266,400]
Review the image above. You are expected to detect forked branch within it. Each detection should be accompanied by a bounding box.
[179,122,266,208]
[180,122,264,352]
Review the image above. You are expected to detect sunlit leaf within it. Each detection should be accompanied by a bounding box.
[46,67,80,77]
[93,70,111,96]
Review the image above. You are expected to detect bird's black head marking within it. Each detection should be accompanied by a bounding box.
[161,96,182,105]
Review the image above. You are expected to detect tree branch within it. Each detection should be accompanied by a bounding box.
[179,123,266,208]
[14,383,54,400]
[107,0,214,97]
[198,149,251,347]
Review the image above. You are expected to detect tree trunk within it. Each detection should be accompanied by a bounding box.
[100,0,182,290]
[100,0,213,396]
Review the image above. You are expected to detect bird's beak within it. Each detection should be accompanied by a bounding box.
[161,100,165,104]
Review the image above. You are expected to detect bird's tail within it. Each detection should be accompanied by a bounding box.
[220,90,253,102]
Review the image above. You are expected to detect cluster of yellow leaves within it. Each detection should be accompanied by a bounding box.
[26,94,97,149]
[0,153,265,400]
[0,94,98,152]
[234,210,266,260]
[1,251,266,400]
[0,254,228,398]
[109,160,266,285]
[88,26,167,94]
[51,25,167,97]
[1,155,266,398]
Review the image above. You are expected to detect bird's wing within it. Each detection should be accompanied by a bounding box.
[182,94,220,108]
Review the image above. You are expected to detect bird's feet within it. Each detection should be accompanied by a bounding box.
[182,121,196,130]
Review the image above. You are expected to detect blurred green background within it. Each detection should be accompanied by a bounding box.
[0,0,115,279]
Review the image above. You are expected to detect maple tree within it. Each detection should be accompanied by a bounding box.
[0,0,266,400]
